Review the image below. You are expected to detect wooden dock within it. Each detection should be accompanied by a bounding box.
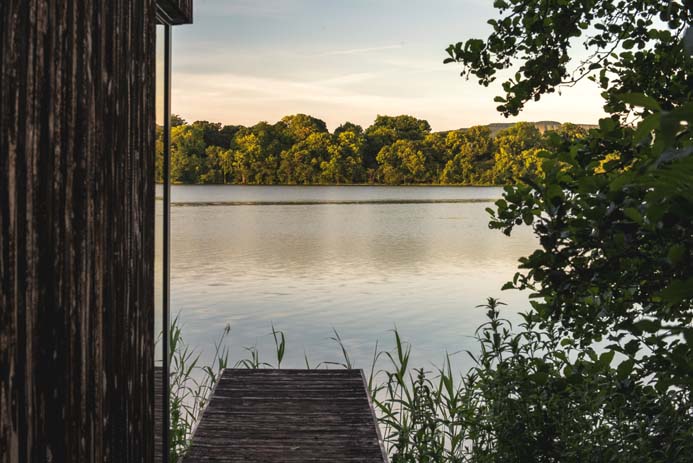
[183,369,387,462]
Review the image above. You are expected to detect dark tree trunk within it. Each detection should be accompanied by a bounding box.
[0,0,157,462]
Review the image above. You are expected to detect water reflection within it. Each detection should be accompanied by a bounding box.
[155,185,536,373]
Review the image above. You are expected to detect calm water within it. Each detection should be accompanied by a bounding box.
[155,185,535,373]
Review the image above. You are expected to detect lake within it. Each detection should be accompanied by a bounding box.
[155,185,536,373]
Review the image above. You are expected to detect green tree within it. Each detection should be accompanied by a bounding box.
[171,147,202,184]
[443,0,693,459]
[219,125,243,148]
[171,114,186,127]
[422,131,450,180]
[445,0,692,118]
[190,120,227,148]
[365,115,432,169]
[494,122,542,157]
[170,124,206,183]
[232,122,287,184]
[376,140,430,184]
[218,148,234,184]
[281,114,329,144]
[493,146,543,184]
[492,122,543,184]
[279,132,332,184]
[441,126,495,184]
[158,114,565,186]
[155,126,164,183]
[551,122,588,141]
[321,130,366,184]
[334,121,364,137]
[171,124,206,158]
[199,146,227,184]
[232,131,262,184]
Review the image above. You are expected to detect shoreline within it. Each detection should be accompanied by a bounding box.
[154,183,504,188]
[154,198,497,206]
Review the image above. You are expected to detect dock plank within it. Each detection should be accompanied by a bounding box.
[183,369,387,462]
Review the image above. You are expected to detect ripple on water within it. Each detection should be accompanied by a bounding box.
[155,185,535,373]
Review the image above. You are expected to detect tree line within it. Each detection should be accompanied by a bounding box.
[156,114,590,185]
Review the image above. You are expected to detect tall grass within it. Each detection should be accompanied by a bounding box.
[165,297,690,462]
[166,316,230,462]
[371,332,468,462]
[163,308,480,462]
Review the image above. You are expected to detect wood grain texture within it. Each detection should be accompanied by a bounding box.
[157,0,193,25]
[183,369,388,463]
[0,1,157,462]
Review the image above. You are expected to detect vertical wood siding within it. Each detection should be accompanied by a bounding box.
[0,0,156,461]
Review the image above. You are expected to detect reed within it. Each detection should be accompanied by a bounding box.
[165,296,692,462]
[165,316,230,462]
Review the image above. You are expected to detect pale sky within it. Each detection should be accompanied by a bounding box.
[171,0,607,132]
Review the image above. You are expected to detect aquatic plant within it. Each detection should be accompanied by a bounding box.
[166,293,693,462]
[166,316,229,462]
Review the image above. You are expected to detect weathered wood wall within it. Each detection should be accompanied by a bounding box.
[0,0,156,462]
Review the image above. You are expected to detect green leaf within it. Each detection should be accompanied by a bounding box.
[683,329,693,346]
[634,113,660,141]
[599,350,615,367]
[683,26,693,55]
[634,319,660,333]
[609,173,633,191]
[522,210,534,225]
[623,207,642,224]
[546,184,564,200]
[616,359,635,379]
[599,117,617,132]
[667,244,686,265]
[623,340,640,356]
[618,93,662,111]
[656,278,693,302]
[656,146,693,166]
[532,371,549,385]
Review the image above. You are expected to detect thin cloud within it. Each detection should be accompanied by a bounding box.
[171,1,606,130]
[172,71,418,105]
[316,44,404,56]
[172,68,605,132]
[204,0,302,18]
[315,72,381,86]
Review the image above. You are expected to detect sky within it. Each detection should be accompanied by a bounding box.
[170,0,607,132]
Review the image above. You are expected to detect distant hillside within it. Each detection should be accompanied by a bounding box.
[484,121,599,135]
